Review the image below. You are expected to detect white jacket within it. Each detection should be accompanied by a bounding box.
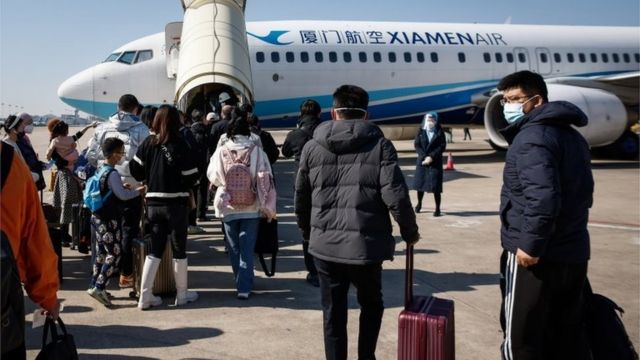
[86,111,150,186]
[207,135,275,220]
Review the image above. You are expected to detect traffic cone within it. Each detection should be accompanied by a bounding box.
[444,152,455,171]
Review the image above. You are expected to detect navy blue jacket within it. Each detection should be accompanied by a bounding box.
[413,127,446,194]
[499,101,593,263]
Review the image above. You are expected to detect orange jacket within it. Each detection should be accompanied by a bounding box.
[1,143,59,311]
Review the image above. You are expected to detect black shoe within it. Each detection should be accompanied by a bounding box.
[61,241,71,248]
[414,204,421,213]
[433,210,442,217]
[306,273,320,287]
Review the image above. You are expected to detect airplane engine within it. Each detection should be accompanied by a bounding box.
[176,0,253,111]
[484,84,629,150]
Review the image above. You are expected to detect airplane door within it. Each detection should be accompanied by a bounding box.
[514,48,530,71]
[535,48,552,75]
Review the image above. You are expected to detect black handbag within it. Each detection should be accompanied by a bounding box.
[254,218,278,277]
[35,317,79,360]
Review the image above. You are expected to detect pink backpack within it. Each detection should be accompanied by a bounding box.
[222,145,256,206]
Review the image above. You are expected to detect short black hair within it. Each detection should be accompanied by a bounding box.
[118,94,140,112]
[300,99,321,117]
[497,71,549,102]
[240,103,253,114]
[226,109,251,140]
[332,85,369,119]
[102,137,125,158]
[139,105,157,128]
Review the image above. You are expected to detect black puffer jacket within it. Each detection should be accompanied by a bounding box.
[295,120,419,265]
[499,101,594,263]
[282,115,321,161]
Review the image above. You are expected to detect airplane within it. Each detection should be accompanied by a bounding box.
[57,0,640,157]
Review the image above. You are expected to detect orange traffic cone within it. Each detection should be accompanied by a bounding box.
[444,152,455,171]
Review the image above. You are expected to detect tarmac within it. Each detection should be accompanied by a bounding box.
[22,127,639,359]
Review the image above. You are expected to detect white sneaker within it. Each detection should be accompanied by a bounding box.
[237,292,250,300]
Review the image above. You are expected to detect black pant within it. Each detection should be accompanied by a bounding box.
[196,174,209,219]
[2,342,26,360]
[147,203,189,259]
[121,196,143,276]
[500,250,590,360]
[303,241,317,276]
[314,258,384,360]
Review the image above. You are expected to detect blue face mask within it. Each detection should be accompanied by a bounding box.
[502,95,538,124]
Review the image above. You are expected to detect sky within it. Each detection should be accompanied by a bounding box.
[0,0,638,117]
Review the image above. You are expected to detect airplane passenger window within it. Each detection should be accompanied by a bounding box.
[458,52,466,63]
[315,51,323,62]
[417,52,425,63]
[590,53,598,63]
[553,53,561,63]
[359,52,367,62]
[118,51,136,65]
[623,53,630,63]
[483,53,491,63]
[540,53,548,63]
[286,52,295,63]
[601,53,609,63]
[578,53,586,63]
[329,51,338,63]
[612,53,620,63]
[134,50,153,64]
[430,52,439,63]
[495,53,503,63]
[517,53,526,63]
[256,52,265,63]
[301,52,309,63]
[271,52,280,63]
[506,53,514,63]
[344,52,352,63]
[373,52,382,63]
[104,52,121,62]
[567,53,575,63]
[635,53,640,63]
[388,52,396,63]
[404,52,412,63]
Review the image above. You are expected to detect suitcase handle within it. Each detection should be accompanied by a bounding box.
[405,244,414,309]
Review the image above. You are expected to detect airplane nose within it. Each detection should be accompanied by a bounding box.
[58,68,94,111]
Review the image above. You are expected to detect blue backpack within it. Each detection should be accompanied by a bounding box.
[83,165,115,213]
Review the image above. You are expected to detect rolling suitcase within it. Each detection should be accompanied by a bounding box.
[398,245,455,360]
[130,205,176,297]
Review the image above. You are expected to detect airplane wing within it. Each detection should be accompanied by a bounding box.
[545,71,639,107]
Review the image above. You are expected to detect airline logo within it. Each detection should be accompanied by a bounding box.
[249,29,508,46]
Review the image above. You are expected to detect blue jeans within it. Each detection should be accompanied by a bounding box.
[223,218,260,294]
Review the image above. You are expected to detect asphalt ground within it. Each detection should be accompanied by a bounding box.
[20,126,639,359]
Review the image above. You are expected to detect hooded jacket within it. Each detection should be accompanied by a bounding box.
[282,115,321,162]
[499,101,594,263]
[295,119,419,265]
[86,111,150,186]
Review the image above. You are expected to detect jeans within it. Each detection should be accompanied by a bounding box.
[314,258,384,360]
[121,196,142,275]
[147,203,189,259]
[223,218,260,294]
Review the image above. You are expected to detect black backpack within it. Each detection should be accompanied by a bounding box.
[585,281,639,359]
[1,143,26,354]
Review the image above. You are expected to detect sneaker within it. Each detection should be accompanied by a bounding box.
[188,225,206,235]
[306,273,320,287]
[87,287,112,307]
[119,274,134,288]
[237,292,250,300]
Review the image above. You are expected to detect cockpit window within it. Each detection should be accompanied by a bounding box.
[104,52,121,62]
[117,51,137,64]
[134,50,153,64]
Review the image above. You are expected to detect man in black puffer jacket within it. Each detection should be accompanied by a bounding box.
[497,71,594,360]
[295,85,419,360]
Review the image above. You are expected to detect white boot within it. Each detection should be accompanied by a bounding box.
[173,258,198,306]
[137,256,163,310]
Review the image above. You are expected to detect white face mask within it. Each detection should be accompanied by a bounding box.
[426,121,435,130]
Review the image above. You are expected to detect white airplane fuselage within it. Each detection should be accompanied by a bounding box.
[59,21,639,135]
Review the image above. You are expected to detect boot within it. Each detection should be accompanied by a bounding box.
[137,256,163,310]
[414,202,422,213]
[173,258,198,306]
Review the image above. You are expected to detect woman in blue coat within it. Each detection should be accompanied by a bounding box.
[413,112,446,216]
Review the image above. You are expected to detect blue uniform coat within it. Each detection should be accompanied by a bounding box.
[413,128,446,193]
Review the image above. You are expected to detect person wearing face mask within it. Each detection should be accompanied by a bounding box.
[86,137,145,307]
[413,112,446,216]
[2,114,40,184]
[14,113,47,190]
[497,71,593,360]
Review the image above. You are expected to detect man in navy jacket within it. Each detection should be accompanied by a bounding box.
[497,71,594,360]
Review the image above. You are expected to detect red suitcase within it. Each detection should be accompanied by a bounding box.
[398,245,455,360]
